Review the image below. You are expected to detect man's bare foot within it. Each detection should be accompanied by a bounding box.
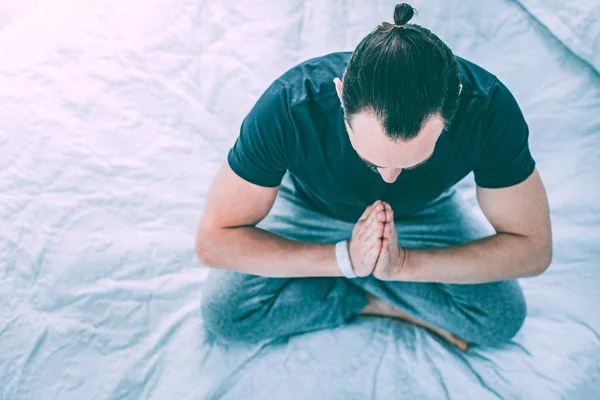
[358,293,469,352]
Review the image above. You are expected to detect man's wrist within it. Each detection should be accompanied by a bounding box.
[324,243,345,277]
[336,240,358,278]
[394,246,411,280]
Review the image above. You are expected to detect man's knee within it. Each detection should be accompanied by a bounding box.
[200,288,261,343]
[201,299,248,343]
[469,284,527,346]
[200,270,270,344]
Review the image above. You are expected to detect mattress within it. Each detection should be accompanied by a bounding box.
[0,0,599,398]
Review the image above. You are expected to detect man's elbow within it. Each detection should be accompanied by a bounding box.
[195,228,219,268]
[529,240,553,276]
[195,237,210,266]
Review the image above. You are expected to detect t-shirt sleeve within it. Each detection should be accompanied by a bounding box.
[473,80,536,188]
[227,80,291,187]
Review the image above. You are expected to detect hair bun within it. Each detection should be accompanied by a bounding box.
[393,3,416,26]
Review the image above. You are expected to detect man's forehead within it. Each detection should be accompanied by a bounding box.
[345,112,445,168]
[346,112,386,137]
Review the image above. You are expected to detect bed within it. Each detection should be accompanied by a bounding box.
[0,0,599,398]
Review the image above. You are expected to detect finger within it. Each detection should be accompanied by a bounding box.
[387,208,397,240]
[377,220,385,238]
[374,200,384,212]
[356,208,375,237]
[385,203,392,223]
[391,224,399,244]
[360,218,381,245]
[358,203,374,222]
[391,223,398,242]
[365,219,383,241]
[361,226,380,251]
[366,202,380,224]
[382,221,392,239]
[370,200,382,211]
[365,202,383,229]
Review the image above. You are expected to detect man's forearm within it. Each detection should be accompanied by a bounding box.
[196,226,343,278]
[395,233,552,284]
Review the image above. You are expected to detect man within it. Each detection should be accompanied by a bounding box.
[195,3,552,351]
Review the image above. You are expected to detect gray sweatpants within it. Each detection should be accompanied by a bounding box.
[200,174,526,346]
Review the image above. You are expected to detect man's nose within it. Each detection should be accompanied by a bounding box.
[378,168,402,183]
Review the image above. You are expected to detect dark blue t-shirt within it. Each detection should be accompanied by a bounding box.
[228,52,535,223]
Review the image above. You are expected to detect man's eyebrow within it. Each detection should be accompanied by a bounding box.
[357,151,434,170]
[357,154,383,168]
[403,154,433,170]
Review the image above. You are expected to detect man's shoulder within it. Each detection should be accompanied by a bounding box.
[455,55,500,99]
[453,55,527,133]
[455,56,523,122]
[274,52,351,107]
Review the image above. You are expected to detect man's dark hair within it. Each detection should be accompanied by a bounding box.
[341,3,461,141]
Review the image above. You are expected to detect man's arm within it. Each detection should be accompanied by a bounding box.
[195,162,385,278]
[195,162,339,277]
[379,168,552,283]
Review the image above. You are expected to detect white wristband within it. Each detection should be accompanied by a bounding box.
[335,240,358,278]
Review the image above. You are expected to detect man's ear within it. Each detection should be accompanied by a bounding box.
[333,77,343,101]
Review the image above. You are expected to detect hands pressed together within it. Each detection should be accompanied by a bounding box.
[348,200,407,280]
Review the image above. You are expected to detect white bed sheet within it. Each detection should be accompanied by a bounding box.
[1,0,599,398]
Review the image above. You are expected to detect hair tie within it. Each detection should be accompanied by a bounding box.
[382,23,405,33]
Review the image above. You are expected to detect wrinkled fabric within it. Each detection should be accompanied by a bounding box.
[0,0,599,399]
[515,0,600,71]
